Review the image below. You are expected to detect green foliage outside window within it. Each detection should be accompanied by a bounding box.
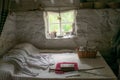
[48,11,75,36]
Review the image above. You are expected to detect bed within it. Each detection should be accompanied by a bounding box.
[0,43,117,80]
[0,43,80,80]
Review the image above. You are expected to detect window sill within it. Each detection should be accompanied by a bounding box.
[47,35,76,39]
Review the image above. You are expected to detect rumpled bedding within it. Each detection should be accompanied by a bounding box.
[0,62,13,80]
[0,43,78,80]
[1,43,55,76]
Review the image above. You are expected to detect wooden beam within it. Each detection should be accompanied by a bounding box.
[70,0,74,4]
[15,0,20,4]
[51,0,55,4]
[34,0,37,3]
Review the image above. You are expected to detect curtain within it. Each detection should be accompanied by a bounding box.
[107,28,120,77]
[0,0,10,35]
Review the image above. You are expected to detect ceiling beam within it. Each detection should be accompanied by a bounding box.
[51,0,55,4]
[15,0,20,4]
[34,0,37,3]
[70,0,74,4]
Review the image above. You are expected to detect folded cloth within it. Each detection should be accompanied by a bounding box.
[2,44,55,76]
[26,54,54,70]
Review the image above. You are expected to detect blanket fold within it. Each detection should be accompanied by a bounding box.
[2,43,55,76]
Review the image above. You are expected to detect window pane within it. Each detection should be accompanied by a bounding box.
[45,10,76,39]
[61,11,74,23]
[62,24,72,35]
[49,24,60,35]
[48,12,59,23]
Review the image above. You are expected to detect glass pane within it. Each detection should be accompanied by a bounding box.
[61,11,74,23]
[49,24,60,35]
[48,12,59,23]
[61,24,73,35]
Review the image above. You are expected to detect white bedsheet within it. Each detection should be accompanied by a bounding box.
[0,43,80,80]
[0,53,80,80]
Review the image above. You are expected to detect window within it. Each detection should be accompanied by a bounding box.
[44,10,77,39]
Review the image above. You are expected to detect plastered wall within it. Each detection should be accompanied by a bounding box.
[0,13,17,56]
[15,9,120,51]
[0,9,120,55]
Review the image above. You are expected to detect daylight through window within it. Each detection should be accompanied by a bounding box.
[44,10,77,39]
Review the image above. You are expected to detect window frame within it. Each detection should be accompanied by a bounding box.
[44,10,77,39]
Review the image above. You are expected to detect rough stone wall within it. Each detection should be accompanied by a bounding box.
[15,11,78,49]
[16,11,46,48]
[15,9,120,52]
[1,9,119,54]
[76,9,120,51]
[0,13,17,56]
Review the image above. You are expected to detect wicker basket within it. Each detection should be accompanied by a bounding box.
[77,51,97,58]
[94,2,106,9]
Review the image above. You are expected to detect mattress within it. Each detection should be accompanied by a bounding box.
[0,52,81,80]
[0,43,117,80]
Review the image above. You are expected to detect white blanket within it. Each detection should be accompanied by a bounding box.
[0,43,79,80]
[2,43,55,76]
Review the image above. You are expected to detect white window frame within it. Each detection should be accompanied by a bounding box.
[44,10,77,39]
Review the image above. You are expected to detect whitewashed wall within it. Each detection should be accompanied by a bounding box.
[15,9,120,51]
[16,11,46,48]
[0,13,17,56]
[0,9,120,55]
[76,9,120,51]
